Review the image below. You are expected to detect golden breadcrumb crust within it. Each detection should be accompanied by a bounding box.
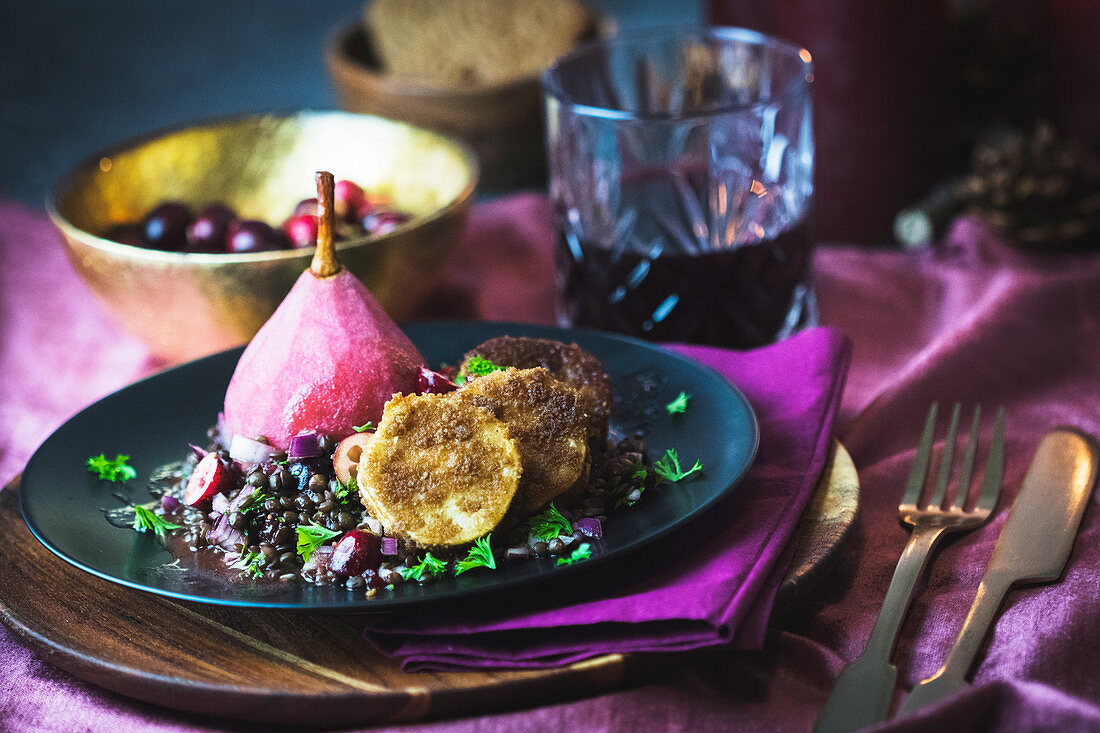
[457,367,591,514]
[357,392,521,547]
[460,336,611,445]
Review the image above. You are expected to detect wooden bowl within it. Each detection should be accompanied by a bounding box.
[324,19,611,190]
[49,111,477,363]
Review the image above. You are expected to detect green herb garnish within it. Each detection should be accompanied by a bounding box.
[231,548,264,578]
[86,453,137,482]
[352,422,374,433]
[131,505,180,540]
[399,552,448,582]
[556,543,592,566]
[653,449,703,483]
[454,535,496,575]
[527,503,572,542]
[296,520,341,562]
[666,392,691,415]
[462,355,506,384]
[238,490,270,518]
[334,476,357,502]
[615,461,651,508]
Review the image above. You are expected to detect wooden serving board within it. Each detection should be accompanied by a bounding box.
[0,444,857,727]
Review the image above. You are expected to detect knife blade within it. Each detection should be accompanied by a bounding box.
[896,428,1099,719]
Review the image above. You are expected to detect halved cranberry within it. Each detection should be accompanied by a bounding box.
[331,530,382,576]
[333,431,375,485]
[184,452,233,505]
[417,366,458,395]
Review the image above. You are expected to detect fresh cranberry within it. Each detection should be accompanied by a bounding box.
[226,219,288,254]
[282,213,319,249]
[361,211,409,236]
[186,204,236,252]
[142,202,191,251]
[330,530,382,576]
[293,198,318,217]
[417,366,458,395]
[184,452,233,505]
[334,180,365,221]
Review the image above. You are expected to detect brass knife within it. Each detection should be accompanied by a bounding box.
[896,428,1099,719]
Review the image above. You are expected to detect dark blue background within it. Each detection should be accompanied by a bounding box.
[0,1,696,207]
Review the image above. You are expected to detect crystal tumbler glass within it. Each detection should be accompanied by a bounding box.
[543,26,816,348]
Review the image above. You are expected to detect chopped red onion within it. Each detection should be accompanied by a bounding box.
[188,444,208,460]
[211,492,230,514]
[380,536,399,556]
[288,431,323,460]
[228,485,257,513]
[229,434,277,464]
[302,545,334,574]
[575,517,603,539]
[506,546,530,559]
[161,494,181,512]
[208,511,245,550]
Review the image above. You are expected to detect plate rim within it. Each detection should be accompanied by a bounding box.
[20,321,759,610]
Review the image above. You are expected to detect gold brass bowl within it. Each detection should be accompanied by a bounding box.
[49,111,478,363]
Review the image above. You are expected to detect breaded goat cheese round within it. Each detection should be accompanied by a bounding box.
[460,336,611,444]
[357,393,521,547]
[457,367,591,515]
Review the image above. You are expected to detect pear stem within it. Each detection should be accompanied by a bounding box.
[311,171,341,278]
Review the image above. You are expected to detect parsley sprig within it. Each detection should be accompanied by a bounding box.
[454,535,496,575]
[556,543,592,566]
[352,422,374,433]
[296,520,341,562]
[527,503,572,542]
[666,392,691,415]
[399,552,448,582]
[238,490,270,518]
[231,548,264,578]
[87,454,137,482]
[334,476,357,502]
[455,355,506,385]
[653,449,703,483]
[132,505,180,540]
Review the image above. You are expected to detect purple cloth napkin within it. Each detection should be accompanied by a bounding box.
[364,328,851,671]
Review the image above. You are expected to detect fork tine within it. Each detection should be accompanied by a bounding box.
[950,406,982,511]
[928,403,962,508]
[976,406,1006,512]
[902,403,939,507]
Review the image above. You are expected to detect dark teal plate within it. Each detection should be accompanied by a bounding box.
[20,322,757,609]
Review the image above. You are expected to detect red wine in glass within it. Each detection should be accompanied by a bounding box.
[555,164,816,349]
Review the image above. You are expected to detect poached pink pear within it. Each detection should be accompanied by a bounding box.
[222,171,425,449]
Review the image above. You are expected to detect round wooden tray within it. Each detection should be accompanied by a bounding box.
[0,443,857,727]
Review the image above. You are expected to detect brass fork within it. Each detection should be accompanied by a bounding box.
[813,403,1006,733]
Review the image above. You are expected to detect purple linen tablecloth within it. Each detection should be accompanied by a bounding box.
[2,195,1100,731]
